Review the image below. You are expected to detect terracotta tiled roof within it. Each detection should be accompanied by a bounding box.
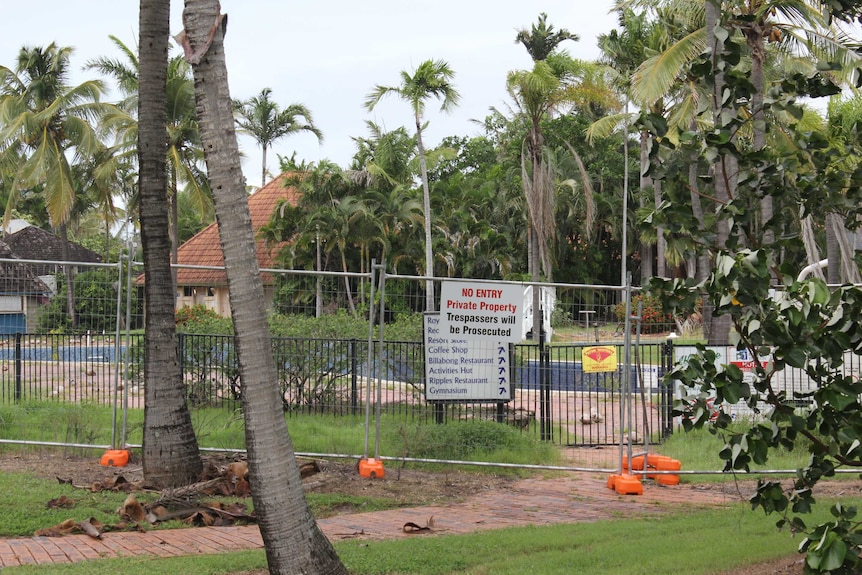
[172,173,298,286]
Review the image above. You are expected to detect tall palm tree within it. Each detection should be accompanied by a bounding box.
[233,88,322,188]
[87,40,210,284]
[138,0,202,488]
[0,43,117,328]
[596,7,664,283]
[508,13,587,340]
[178,0,350,572]
[364,59,460,313]
[516,12,579,61]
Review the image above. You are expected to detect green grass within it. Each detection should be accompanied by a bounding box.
[0,470,143,537]
[657,425,818,480]
[4,502,851,574]
[1,402,562,469]
[0,401,145,449]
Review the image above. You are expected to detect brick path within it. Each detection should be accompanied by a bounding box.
[0,473,741,568]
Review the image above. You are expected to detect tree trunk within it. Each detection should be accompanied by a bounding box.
[706,0,733,345]
[340,249,356,315]
[688,120,710,284]
[827,213,861,284]
[416,122,435,313]
[639,132,653,284]
[170,168,179,293]
[57,223,77,329]
[530,226,542,342]
[746,27,773,248]
[139,0,202,489]
[530,142,542,342]
[826,212,840,284]
[654,177,665,277]
[180,2,349,573]
[261,144,268,188]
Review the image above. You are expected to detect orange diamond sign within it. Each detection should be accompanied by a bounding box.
[582,346,617,373]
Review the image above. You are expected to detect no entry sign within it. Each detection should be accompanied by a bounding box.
[438,281,523,343]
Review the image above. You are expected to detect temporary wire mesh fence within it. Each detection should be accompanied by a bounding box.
[0,259,840,469]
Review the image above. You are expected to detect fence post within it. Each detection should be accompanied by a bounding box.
[177,332,185,384]
[662,338,674,438]
[14,332,21,403]
[350,338,358,415]
[539,336,551,442]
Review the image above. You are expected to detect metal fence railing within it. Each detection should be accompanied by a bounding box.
[0,256,843,462]
[0,330,677,447]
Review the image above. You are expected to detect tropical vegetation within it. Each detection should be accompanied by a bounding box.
[4,0,862,571]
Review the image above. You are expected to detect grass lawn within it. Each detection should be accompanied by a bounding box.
[2,503,841,575]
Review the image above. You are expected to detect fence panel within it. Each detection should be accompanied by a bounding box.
[0,258,845,466]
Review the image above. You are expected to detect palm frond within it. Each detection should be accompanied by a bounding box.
[632,28,705,106]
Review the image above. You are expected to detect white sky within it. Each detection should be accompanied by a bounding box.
[1,1,621,188]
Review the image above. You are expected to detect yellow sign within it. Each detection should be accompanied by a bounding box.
[582,346,617,373]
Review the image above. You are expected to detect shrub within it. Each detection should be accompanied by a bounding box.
[408,419,528,460]
[613,293,673,334]
[176,305,233,334]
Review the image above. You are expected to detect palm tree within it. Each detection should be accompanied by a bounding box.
[516,12,579,61]
[233,88,322,188]
[73,147,128,258]
[276,160,364,315]
[178,0,350,572]
[595,7,662,283]
[87,40,210,285]
[508,13,588,340]
[625,0,859,247]
[138,0,202,488]
[0,43,118,328]
[364,59,460,313]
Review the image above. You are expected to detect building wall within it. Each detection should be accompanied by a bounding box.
[176,285,275,318]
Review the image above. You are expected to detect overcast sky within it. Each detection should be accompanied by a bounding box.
[1,1,621,188]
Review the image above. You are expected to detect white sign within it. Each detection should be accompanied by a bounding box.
[424,313,511,401]
[673,345,771,383]
[439,281,523,343]
[672,345,776,421]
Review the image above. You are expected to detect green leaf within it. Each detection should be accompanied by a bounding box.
[783,347,808,368]
[807,532,847,572]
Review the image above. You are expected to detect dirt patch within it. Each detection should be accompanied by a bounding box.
[2,447,858,508]
[0,449,518,510]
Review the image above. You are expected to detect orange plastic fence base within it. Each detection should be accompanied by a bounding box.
[606,473,643,495]
[100,449,129,467]
[622,454,681,485]
[358,458,385,478]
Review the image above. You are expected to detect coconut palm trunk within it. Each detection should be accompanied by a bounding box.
[179,1,348,573]
[138,0,202,488]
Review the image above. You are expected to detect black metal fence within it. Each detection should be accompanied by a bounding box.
[0,331,678,447]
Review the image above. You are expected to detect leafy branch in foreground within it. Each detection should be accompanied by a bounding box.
[642,1,862,572]
[655,256,862,574]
